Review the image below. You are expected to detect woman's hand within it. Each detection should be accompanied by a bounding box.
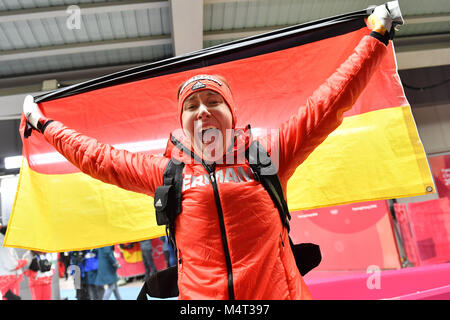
[367,1,404,36]
[23,95,44,130]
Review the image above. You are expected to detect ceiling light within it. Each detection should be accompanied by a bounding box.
[4,155,23,169]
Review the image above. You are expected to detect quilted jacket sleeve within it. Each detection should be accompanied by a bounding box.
[275,35,388,185]
[43,121,168,197]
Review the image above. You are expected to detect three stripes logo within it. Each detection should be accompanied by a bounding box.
[191,81,206,91]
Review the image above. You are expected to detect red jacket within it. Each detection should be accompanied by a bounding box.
[44,35,387,299]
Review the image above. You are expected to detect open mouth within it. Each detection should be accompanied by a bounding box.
[197,127,220,145]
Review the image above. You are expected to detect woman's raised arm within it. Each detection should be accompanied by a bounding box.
[274,1,403,185]
[23,95,168,197]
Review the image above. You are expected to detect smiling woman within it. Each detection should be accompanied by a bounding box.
[180,86,234,162]
[16,2,410,300]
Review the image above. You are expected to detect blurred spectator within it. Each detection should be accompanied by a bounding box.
[140,239,157,281]
[84,249,104,300]
[96,246,122,300]
[23,251,55,300]
[0,225,28,300]
[162,236,176,267]
[58,252,70,280]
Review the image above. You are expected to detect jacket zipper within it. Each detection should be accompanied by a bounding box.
[169,136,235,299]
[206,166,235,300]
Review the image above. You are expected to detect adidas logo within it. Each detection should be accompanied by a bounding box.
[155,199,162,207]
[192,81,206,91]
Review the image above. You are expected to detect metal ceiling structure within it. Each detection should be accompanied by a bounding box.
[0,0,449,91]
[0,0,449,174]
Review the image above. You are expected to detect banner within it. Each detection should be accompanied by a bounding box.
[5,8,434,252]
[290,200,401,270]
[428,154,450,198]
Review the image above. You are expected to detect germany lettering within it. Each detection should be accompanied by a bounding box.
[182,166,254,191]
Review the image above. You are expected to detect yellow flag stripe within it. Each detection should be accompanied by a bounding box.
[286,105,434,211]
[401,105,435,194]
[5,160,165,252]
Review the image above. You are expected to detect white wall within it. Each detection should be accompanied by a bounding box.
[412,103,450,155]
[0,175,19,225]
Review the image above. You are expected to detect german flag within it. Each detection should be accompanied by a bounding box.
[5,8,434,252]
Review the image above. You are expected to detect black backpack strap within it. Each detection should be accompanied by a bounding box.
[137,266,179,300]
[154,158,184,250]
[139,157,184,300]
[246,140,291,231]
[246,140,321,276]
[289,239,322,276]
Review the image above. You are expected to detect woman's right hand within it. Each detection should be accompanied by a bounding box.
[367,1,404,37]
[23,95,45,130]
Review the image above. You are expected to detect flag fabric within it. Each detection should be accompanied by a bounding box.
[5,9,434,252]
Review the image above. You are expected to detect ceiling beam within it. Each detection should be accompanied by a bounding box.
[170,0,204,56]
[0,0,169,23]
[0,36,172,62]
[204,0,257,3]
[203,13,450,41]
[396,47,450,70]
[204,25,291,41]
[0,92,42,120]
[394,34,450,70]
[404,13,450,24]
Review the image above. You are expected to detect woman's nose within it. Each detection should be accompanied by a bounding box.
[196,103,211,119]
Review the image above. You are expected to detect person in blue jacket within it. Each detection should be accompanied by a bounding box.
[84,249,104,300]
[95,246,122,300]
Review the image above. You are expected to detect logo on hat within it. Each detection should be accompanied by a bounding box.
[192,81,206,91]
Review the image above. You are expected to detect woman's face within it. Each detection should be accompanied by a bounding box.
[181,89,233,161]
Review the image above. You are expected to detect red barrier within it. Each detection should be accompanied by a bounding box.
[394,203,420,265]
[406,197,450,266]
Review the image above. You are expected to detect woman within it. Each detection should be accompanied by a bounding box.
[0,225,28,300]
[23,3,403,299]
[95,246,122,300]
[23,251,55,300]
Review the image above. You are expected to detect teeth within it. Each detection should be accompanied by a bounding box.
[197,127,218,134]
[197,127,219,144]
[202,126,217,130]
